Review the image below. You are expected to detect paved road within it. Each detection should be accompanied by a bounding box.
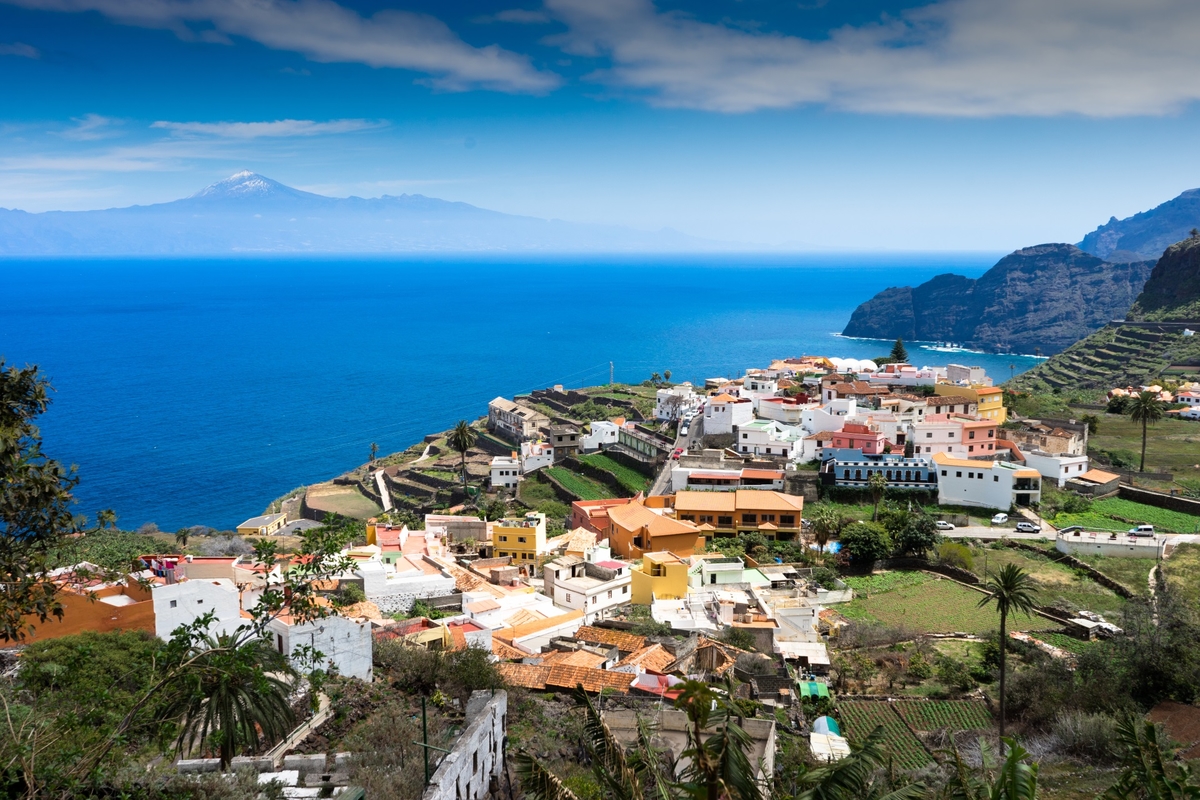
[941,526,1053,541]
[649,413,704,496]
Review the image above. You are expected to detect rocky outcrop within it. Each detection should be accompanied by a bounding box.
[841,244,1153,355]
[1127,237,1200,321]
[1079,189,1200,262]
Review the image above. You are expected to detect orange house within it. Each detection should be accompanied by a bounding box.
[607,500,704,560]
[6,570,156,647]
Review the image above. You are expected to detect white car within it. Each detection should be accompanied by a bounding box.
[1129,524,1155,537]
[1015,521,1041,533]
[935,520,956,531]
[991,513,1009,525]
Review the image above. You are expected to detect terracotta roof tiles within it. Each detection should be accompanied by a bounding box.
[574,626,646,652]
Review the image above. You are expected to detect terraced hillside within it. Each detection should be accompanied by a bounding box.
[1013,322,1200,391]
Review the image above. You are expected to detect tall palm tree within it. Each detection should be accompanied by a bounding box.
[96,508,117,531]
[175,528,190,551]
[447,420,477,490]
[161,633,296,767]
[977,564,1037,742]
[868,472,887,522]
[1127,391,1165,473]
[369,441,378,464]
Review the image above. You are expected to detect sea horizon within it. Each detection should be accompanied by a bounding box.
[1,253,1040,530]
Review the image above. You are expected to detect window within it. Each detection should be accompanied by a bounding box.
[565,593,572,602]
[169,599,177,608]
[969,445,974,452]
[607,590,613,599]
[926,432,933,438]
[941,469,947,476]
[742,514,757,524]
[197,599,204,604]
[766,447,772,454]
[710,574,717,584]
[926,447,932,453]
[988,430,994,438]
[743,433,748,439]
[949,432,955,438]
[855,469,862,480]
[762,514,775,522]
[718,516,733,526]
[886,470,893,480]
[700,515,714,524]
[518,536,527,543]
[994,476,999,482]
[499,535,508,542]
[680,514,696,522]
[780,515,795,525]
[969,430,976,439]
[968,472,974,478]
[623,586,629,594]
[905,470,912,481]
[592,596,598,605]
[956,471,962,478]
[742,446,749,452]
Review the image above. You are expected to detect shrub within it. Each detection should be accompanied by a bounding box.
[810,566,840,588]
[938,542,973,571]
[906,650,932,680]
[374,641,501,704]
[720,627,757,652]
[839,521,892,565]
[339,582,366,605]
[935,655,975,692]
[1051,711,1120,762]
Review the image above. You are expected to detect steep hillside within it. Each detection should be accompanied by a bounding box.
[842,245,1153,355]
[1012,238,1200,390]
[1079,189,1200,261]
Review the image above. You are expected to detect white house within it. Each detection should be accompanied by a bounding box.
[267,613,373,681]
[1023,451,1090,487]
[152,577,242,640]
[742,374,779,397]
[520,440,554,473]
[542,548,632,623]
[800,399,857,435]
[580,419,623,451]
[704,394,754,434]
[655,384,698,421]
[933,453,1042,510]
[490,455,521,489]
[757,396,810,425]
[354,553,457,615]
[735,419,804,459]
[1182,406,1200,421]
[908,417,965,456]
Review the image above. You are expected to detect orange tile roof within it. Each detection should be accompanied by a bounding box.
[545,665,632,694]
[742,469,784,480]
[491,639,531,661]
[498,662,551,689]
[615,643,675,672]
[1078,469,1121,484]
[608,501,700,536]
[575,625,646,652]
[544,649,608,669]
[494,609,585,643]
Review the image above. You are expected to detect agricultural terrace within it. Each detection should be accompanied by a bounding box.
[836,701,931,770]
[544,467,614,501]
[1052,497,1200,534]
[576,453,652,494]
[840,572,1042,634]
[961,545,1130,615]
[1071,407,1200,473]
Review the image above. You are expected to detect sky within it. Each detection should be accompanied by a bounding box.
[3,0,1200,249]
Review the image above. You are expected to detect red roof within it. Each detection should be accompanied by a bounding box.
[742,469,783,480]
[595,560,629,570]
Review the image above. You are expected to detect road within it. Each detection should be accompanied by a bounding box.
[649,413,704,496]
[941,526,1053,541]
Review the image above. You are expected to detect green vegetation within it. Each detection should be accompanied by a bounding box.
[841,573,1041,634]
[49,527,171,571]
[518,479,571,522]
[964,545,1128,615]
[1160,542,1200,607]
[841,571,929,595]
[892,699,992,732]
[837,701,931,770]
[545,467,613,501]
[1078,407,1200,474]
[576,453,652,493]
[1053,497,1200,533]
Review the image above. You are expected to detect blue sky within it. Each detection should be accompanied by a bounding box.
[3,0,1200,249]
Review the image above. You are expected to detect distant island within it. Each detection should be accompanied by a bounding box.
[842,187,1200,356]
[0,171,735,255]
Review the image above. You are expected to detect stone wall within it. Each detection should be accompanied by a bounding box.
[1007,541,1136,598]
[423,690,508,800]
[1118,485,1200,517]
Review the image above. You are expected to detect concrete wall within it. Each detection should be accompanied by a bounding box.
[153,578,242,639]
[423,691,507,800]
[269,614,373,680]
[359,561,458,615]
[1118,485,1200,518]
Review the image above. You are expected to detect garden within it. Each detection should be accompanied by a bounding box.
[544,466,614,501]
[576,453,652,494]
[1051,497,1200,534]
[839,572,1042,634]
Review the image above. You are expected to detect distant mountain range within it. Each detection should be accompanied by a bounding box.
[842,188,1200,356]
[0,172,728,255]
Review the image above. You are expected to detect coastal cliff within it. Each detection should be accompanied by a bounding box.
[1127,236,1200,321]
[1079,188,1200,262]
[841,244,1153,355]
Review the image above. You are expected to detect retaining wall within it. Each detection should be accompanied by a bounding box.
[1005,541,1135,598]
[1118,485,1200,519]
[423,691,507,800]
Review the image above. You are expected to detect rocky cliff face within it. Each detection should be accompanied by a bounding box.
[1127,237,1200,321]
[1079,188,1200,261]
[841,244,1154,355]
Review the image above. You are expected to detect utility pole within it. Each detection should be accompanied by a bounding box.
[609,361,614,387]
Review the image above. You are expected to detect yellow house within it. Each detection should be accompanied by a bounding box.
[236,513,287,537]
[631,551,690,604]
[491,512,549,569]
[934,383,1007,423]
[672,490,804,540]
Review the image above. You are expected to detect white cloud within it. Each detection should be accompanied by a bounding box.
[61,114,122,140]
[0,41,39,58]
[545,0,1200,116]
[484,8,551,24]
[8,0,560,93]
[151,118,385,139]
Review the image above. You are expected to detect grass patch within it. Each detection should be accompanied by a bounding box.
[1075,408,1200,473]
[837,702,931,770]
[576,453,651,494]
[1053,497,1200,533]
[1073,553,1157,596]
[841,575,1042,634]
[968,546,1127,615]
[419,469,460,483]
[544,467,614,501]
[1031,631,1103,656]
[1161,543,1200,608]
[842,571,930,595]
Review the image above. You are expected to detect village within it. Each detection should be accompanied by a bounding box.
[15,343,1200,799]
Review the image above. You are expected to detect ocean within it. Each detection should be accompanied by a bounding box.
[0,254,1043,530]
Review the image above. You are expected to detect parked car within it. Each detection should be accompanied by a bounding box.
[935,520,956,531]
[991,513,1009,525]
[680,424,690,436]
[1129,524,1155,537]
[1015,521,1041,533]
[671,447,684,459]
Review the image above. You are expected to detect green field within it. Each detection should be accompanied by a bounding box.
[840,572,1042,634]
[964,546,1128,614]
[576,453,652,494]
[1073,553,1157,596]
[1029,631,1103,656]
[837,701,932,770]
[1053,497,1200,534]
[892,699,992,733]
[1072,408,1200,474]
[544,467,615,501]
[1161,543,1200,608]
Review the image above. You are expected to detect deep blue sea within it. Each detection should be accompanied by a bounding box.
[0,254,1043,530]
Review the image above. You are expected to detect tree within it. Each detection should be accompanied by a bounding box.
[788,725,925,800]
[904,438,914,458]
[160,630,296,768]
[175,528,190,550]
[1081,414,1100,435]
[447,420,477,489]
[1128,391,1165,473]
[369,441,378,464]
[893,515,940,557]
[1103,715,1200,799]
[890,338,909,363]
[1191,228,1199,241]
[939,736,1039,800]
[650,372,662,385]
[868,472,887,521]
[839,522,891,566]
[977,564,1037,742]
[664,369,672,383]
[0,361,80,643]
[95,508,117,531]
[809,506,841,554]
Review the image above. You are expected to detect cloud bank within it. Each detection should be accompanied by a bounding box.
[546,0,1200,116]
[0,41,39,58]
[151,118,384,138]
[9,0,560,92]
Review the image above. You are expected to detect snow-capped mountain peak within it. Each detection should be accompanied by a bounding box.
[189,171,305,201]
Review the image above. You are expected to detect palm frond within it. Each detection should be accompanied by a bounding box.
[512,749,582,800]
[573,684,643,800]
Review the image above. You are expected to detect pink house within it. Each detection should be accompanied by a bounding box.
[828,423,889,454]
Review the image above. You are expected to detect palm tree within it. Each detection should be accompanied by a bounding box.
[790,726,925,800]
[938,735,1039,800]
[868,472,887,521]
[977,564,1037,741]
[161,633,296,767]
[447,420,477,490]
[96,508,117,531]
[1127,391,1165,473]
[810,506,840,554]
[369,441,378,464]
[175,528,190,551]
[664,369,672,383]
